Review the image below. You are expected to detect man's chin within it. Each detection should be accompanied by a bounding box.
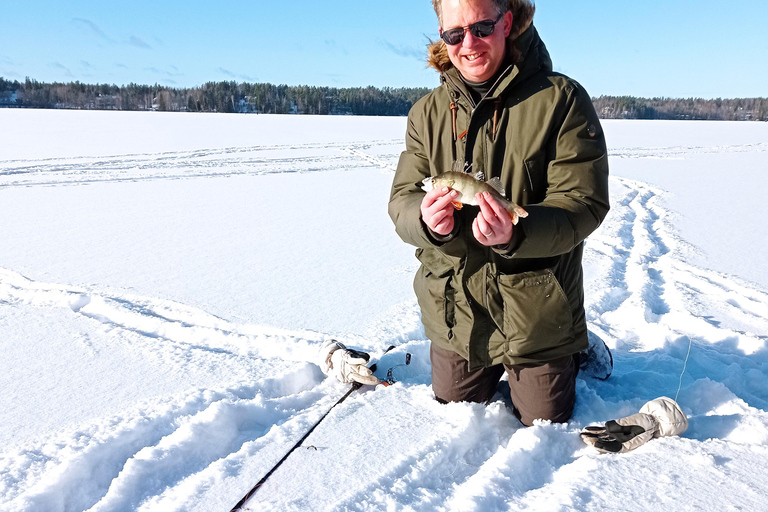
[456,57,498,82]
[460,67,494,83]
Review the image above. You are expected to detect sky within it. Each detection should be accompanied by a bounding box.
[1,0,767,99]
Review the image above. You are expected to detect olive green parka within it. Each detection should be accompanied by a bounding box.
[388,7,610,371]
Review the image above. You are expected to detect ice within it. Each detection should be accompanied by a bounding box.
[1,110,768,511]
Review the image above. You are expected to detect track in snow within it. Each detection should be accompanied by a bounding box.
[0,140,401,188]
[3,140,766,188]
[586,176,768,357]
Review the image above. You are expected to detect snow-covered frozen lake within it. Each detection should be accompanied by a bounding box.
[1,109,767,511]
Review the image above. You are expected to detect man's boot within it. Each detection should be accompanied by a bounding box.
[579,330,613,380]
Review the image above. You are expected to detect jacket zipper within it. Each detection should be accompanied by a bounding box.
[443,64,513,173]
[524,160,535,194]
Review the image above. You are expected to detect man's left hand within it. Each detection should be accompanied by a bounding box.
[472,192,513,246]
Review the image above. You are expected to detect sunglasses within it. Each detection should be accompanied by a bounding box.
[439,13,504,46]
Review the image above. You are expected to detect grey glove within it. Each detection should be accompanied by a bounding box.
[581,397,688,453]
[317,340,380,386]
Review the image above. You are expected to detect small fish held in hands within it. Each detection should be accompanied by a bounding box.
[421,171,529,225]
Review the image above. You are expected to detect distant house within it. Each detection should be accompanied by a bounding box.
[0,91,17,105]
[237,97,251,113]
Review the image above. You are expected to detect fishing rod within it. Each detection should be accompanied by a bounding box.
[230,344,404,511]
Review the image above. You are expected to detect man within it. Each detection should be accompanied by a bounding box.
[388,0,609,426]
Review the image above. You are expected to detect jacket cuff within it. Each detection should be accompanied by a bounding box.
[491,224,526,257]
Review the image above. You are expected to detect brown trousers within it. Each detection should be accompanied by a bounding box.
[430,343,579,427]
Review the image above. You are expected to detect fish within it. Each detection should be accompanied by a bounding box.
[421,171,529,225]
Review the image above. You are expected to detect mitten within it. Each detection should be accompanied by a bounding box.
[581,397,688,453]
[317,340,380,386]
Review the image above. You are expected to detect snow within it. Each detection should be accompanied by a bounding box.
[601,120,768,291]
[1,110,767,511]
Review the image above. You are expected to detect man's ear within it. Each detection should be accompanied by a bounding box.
[502,11,513,38]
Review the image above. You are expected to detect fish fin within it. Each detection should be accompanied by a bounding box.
[473,170,486,182]
[451,161,467,173]
[487,177,506,198]
[452,201,463,210]
[505,204,529,225]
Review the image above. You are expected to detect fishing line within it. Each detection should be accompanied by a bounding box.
[674,335,693,404]
[449,458,481,477]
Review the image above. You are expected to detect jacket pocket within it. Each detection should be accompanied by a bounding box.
[414,265,457,340]
[523,155,546,204]
[497,268,573,356]
[414,249,457,340]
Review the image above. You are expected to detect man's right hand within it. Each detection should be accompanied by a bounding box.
[421,187,458,236]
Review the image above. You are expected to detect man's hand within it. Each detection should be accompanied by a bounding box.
[421,187,458,236]
[472,192,513,246]
[317,340,380,386]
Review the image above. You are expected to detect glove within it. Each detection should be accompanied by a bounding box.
[581,397,688,453]
[317,340,380,386]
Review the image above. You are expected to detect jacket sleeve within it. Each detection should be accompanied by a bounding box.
[389,108,458,249]
[499,81,610,259]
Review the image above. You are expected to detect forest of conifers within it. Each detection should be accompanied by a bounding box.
[1,77,766,120]
[0,77,428,116]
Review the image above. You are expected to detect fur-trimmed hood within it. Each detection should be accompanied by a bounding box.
[427,0,537,73]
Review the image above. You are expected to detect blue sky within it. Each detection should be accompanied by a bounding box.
[1,0,766,98]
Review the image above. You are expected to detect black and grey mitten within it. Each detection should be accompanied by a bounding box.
[581,397,688,453]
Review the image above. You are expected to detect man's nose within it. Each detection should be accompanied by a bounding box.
[462,29,479,47]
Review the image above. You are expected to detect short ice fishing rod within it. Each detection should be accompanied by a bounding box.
[230,344,403,512]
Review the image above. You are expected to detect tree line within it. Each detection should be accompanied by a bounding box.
[592,96,768,121]
[0,77,430,116]
[2,77,766,120]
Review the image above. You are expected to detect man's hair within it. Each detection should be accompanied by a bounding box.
[432,0,510,27]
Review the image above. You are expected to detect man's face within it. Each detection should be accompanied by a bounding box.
[440,0,512,83]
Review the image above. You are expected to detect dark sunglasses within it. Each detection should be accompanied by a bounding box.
[439,13,504,45]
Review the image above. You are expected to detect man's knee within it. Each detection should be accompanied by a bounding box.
[506,355,578,427]
[433,385,484,404]
[431,367,504,405]
[430,343,504,404]
[514,397,574,427]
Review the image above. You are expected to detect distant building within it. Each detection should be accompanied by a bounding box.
[0,91,17,105]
